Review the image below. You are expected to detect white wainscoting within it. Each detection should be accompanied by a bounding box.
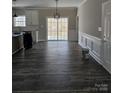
[79,32,110,73]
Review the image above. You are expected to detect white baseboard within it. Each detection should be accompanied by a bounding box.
[79,32,111,74]
[89,51,110,73]
[12,47,23,55]
[80,43,111,73]
[38,40,46,42]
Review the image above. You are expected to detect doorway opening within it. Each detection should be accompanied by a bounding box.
[47,18,68,40]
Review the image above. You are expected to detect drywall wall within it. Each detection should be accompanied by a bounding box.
[78,0,108,38]
[12,8,78,41]
[38,8,78,41]
[78,0,102,38]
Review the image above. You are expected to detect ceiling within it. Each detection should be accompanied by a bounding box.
[12,0,84,8]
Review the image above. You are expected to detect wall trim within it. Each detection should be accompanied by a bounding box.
[38,40,46,42]
[79,42,111,73]
[92,50,100,58]
[79,32,111,73]
[13,7,77,10]
[79,0,87,8]
[81,33,102,45]
[90,51,110,73]
[12,47,23,55]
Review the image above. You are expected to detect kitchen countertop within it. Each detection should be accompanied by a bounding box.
[12,33,23,37]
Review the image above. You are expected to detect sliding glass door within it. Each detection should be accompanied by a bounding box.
[47,18,68,40]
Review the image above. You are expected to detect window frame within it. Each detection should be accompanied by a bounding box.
[14,15,26,27]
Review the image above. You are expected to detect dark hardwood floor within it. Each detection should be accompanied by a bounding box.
[12,41,111,93]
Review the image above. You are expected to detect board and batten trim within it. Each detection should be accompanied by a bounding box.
[79,32,111,73]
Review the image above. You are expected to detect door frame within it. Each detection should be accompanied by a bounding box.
[102,0,111,40]
[101,0,111,73]
[76,16,79,42]
[46,17,69,41]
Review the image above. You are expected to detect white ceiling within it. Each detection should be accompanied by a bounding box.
[12,0,84,8]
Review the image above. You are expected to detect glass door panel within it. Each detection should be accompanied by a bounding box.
[48,18,57,40]
[47,18,68,40]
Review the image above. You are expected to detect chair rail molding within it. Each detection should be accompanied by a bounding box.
[79,32,110,73]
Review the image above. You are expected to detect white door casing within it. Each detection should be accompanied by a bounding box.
[47,18,68,41]
[102,0,111,72]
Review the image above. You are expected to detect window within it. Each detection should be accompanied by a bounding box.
[14,16,26,27]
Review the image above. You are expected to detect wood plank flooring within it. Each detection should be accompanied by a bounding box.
[12,41,111,93]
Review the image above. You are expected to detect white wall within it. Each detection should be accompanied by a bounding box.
[78,0,102,38]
